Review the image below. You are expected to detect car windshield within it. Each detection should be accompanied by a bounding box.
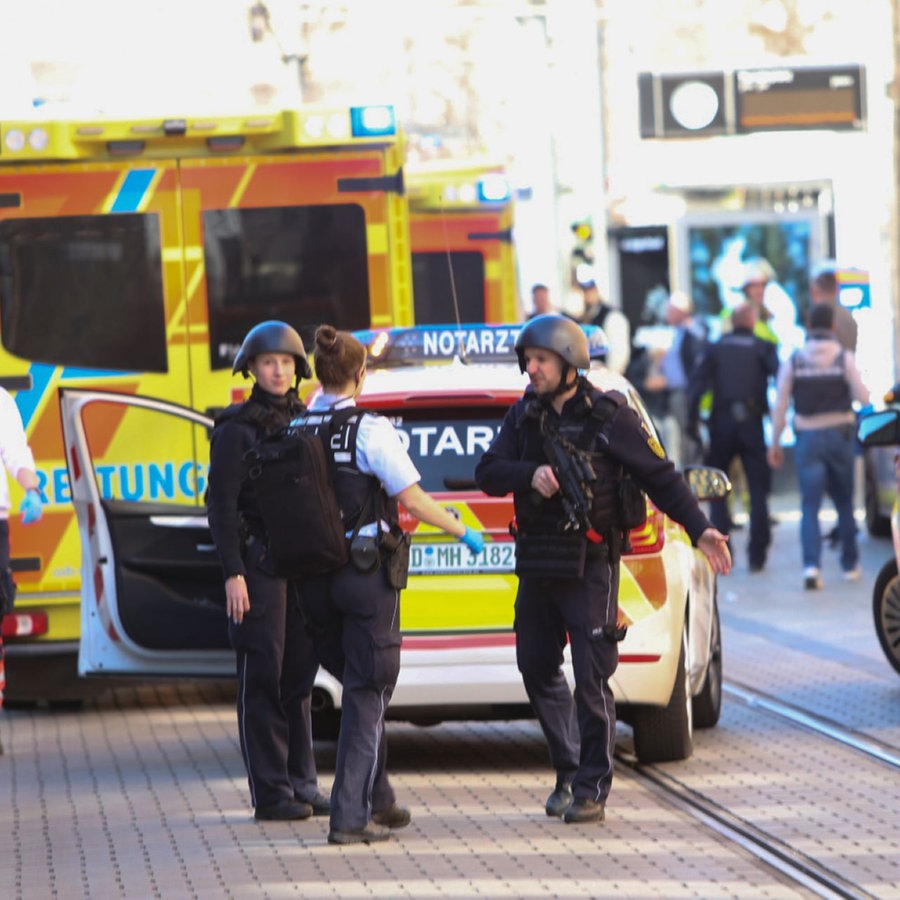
[377,406,504,492]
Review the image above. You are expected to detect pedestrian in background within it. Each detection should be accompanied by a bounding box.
[297,324,484,845]
[206,321,330,822]
[768,304,870,589]
[579,281,631,375]
[476,315,730,826]
[810,262,858,353]
[688,301,779,573]
[0,386,44,755]
[657,290,707,468]
[528,283,554,318]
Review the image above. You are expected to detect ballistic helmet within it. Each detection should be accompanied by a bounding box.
[515,314,590,373]
[232,320,312,380]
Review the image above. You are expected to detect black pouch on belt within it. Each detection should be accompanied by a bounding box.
[349,534,380,574]
[514,531,586,579]
[380,526,411,590]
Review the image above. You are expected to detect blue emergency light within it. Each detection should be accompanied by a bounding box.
[354,323,608,369]
[477,174,511,204]
[350,105,397,138]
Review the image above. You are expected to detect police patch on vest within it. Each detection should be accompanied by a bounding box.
[641,421,666,459]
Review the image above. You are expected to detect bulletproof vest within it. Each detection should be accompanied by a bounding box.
[291,407,397,532]
[791,341,851,416]
[209,389,306,526]
[224,387,306,438]
[513,385,626,535]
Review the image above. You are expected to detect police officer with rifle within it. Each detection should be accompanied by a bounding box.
[475,314,731,824]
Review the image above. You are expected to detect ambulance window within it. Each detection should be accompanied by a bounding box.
[205,204,370,369]
[385,407,503,493]
[0,213,167,372]
[412,251,485,324]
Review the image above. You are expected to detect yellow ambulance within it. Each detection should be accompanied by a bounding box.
[406,158,519,325]
[0,104,413,701]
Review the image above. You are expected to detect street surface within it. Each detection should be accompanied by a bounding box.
[2,488,899,899]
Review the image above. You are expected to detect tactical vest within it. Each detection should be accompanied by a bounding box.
[210,389,307,531]
[791,341,851,417]
[513,385,629,537]
[291,407,398,532]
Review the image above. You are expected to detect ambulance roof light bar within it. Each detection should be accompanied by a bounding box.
[0,104,398,161]
[407,169,512,211]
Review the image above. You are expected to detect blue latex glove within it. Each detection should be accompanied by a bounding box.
[20,490,43,525]
[459,525,484,556]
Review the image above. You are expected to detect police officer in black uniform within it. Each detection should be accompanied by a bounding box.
[207,320,330,822]
[475,314,731,824]
[687,301,780,572]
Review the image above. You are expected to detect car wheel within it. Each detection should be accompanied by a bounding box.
[692,596,723,729]
[631,626,693,763]
[873,559,900,676]
[865,456,891,538]
[311,688,341,741]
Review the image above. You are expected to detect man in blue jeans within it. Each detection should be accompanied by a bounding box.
[768,304,870,589]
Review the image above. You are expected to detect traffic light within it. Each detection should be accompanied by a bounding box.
[571,218,594,286]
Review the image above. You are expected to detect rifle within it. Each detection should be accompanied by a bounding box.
[541,432,603,544]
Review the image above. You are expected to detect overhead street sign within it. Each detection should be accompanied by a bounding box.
[639,64,865,138]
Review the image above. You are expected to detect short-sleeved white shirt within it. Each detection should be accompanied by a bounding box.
[0,387,36,517]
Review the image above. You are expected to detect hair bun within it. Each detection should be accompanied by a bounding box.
[315,324,338,351]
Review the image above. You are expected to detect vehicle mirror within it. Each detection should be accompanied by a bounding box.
[858,409,900,447]
[684,466,732,501]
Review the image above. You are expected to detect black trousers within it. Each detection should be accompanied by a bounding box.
[228,539,320,809]
[300,562,401,831]
[0,519,8,709]
[705,413,771,567]
[514,550,620,805]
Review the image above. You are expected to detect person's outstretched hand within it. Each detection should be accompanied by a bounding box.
[20,490,43,525]
[459,525,485,556]
[697,528,731,575]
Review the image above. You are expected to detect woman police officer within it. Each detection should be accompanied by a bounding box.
[295,325,484,845]
[207,320,330,822]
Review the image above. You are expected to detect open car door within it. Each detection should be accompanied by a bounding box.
[60,388,234,678]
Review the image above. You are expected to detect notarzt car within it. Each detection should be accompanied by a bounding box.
[60,324,728,763]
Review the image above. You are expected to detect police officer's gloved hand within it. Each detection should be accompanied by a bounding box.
[20,489,43,525]
[459,525,484,556]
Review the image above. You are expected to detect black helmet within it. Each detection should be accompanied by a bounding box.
[232,320,312,380]
[515,314,590,373]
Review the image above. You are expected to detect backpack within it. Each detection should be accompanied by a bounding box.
[242,407,360,578]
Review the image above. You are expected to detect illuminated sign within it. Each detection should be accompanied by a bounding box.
[735,65,864,133]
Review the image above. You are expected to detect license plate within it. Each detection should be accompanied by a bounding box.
[410,541,515,574]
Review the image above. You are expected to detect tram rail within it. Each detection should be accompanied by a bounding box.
[615,677,899,899]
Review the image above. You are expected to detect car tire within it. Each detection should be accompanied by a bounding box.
[631,627,693,763]
[692,597,723,729]
[873,558,900,676]
[865,456,891,538]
